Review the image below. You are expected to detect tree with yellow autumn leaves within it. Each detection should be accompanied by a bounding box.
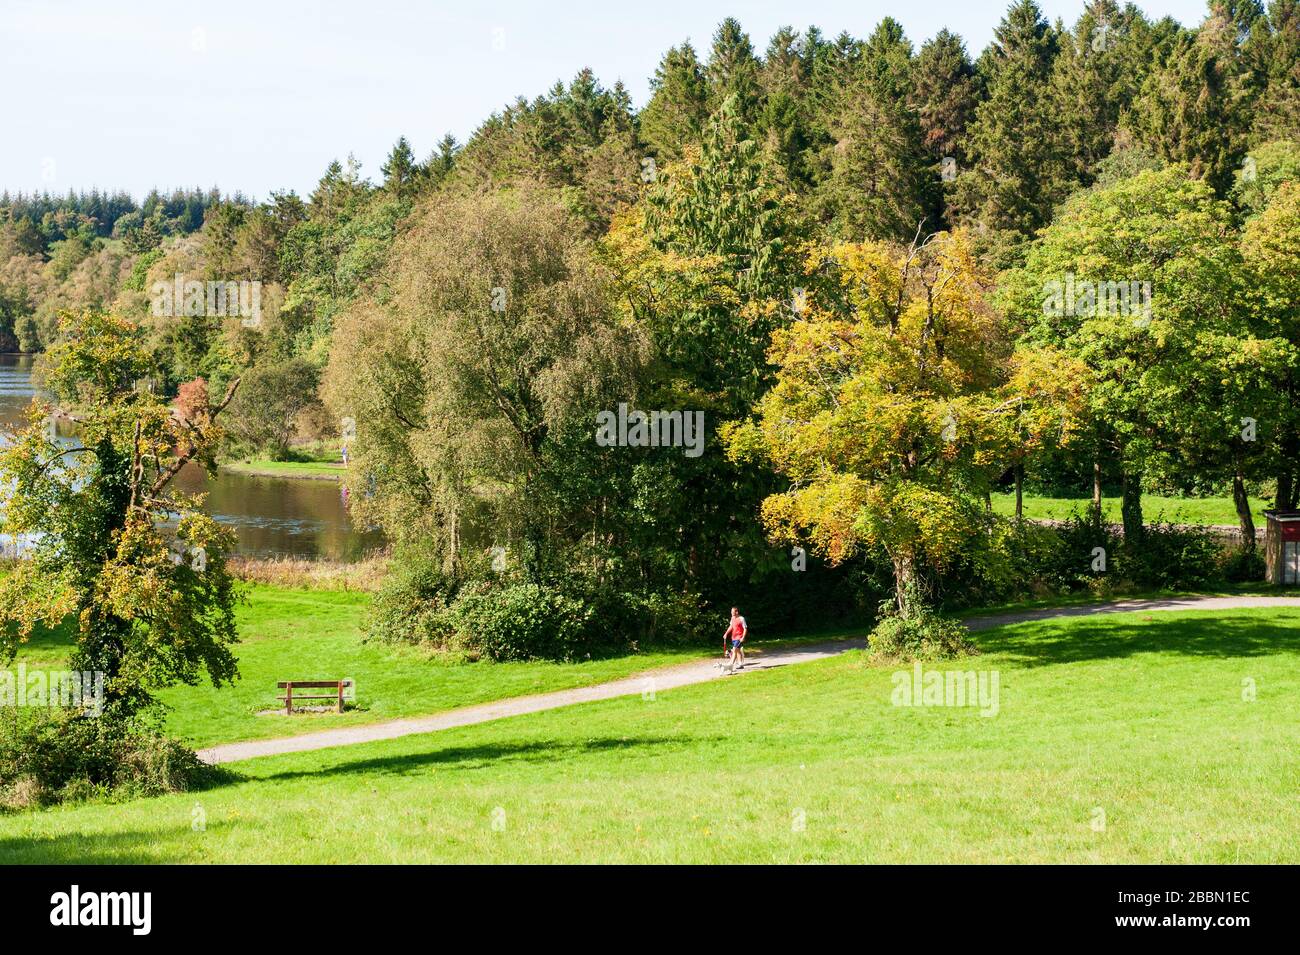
[725,230,1085,622]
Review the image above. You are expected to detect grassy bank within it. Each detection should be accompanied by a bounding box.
[2,606,1296,862]
[220,459,347,480]
[990,492,1270,527]
[221,443,349,480]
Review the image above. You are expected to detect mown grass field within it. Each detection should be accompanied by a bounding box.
[220,459,346,480]
[3,607,1296,863]
[11,586,721,748]
[990,492,1270,527]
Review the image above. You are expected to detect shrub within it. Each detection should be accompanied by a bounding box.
[868,591,976,662]
[937,513,1108,609]
[448,582,599,661]
[595,588,713,648]
[0,710,224,811]
[1122,519,1223,590]
[942,512,1231,608]
[1221,547,1265,584]
[366,542,460,646]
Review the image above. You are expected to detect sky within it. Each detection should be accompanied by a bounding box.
[1,0,1211,201]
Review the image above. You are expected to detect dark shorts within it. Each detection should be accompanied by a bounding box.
[731,638,744,649]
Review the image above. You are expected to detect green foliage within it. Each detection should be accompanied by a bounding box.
[448,582,601,662]
[367,541,460,648]
[955,0,1069,251]
[224,357,322,458]
[1233,139,1300,215]
[0,710,222,810]
[868,587,976,661]
[0,311,241,717]
[1221,546,1266,582]
[640,44,710,161]
[1127,7,1256,195]
[815,23,937,241]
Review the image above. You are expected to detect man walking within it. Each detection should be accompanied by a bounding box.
[724,607,747,670]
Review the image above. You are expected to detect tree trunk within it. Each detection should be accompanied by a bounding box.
[1014,463,1024,521]
[1120,470,1143,547]
[892,555,918,619]
[1278,470,1297,513]
[1233,471,1256,553]
[1091,456,1103,522]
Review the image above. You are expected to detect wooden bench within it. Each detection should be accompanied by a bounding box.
[277,680,353,714]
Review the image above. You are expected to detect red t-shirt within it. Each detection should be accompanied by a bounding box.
[728,616,747,639]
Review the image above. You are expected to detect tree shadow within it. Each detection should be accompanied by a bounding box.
[974,614,1300,668]
[0,819,236,865]
[250,732,712,785]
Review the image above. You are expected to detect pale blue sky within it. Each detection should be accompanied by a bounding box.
[2,0,1210,201]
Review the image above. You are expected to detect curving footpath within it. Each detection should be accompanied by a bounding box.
[198,594,1300,765]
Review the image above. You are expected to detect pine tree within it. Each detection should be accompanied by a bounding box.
[758,27,813,187]
[1049,0,1150,186]
[861,16,914,98]
[424,133,459,187]
[639,43,709,160]
[1250,0,1300,141]
[815,20,935,240]
[381,136,418,197]
[955,0,1069,251]
[705,18,762,132]
[913,29,980,165]
[1128,3,1260,194]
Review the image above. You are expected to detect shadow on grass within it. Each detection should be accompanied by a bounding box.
[254,733,713,784]
[974,613,1300,667]
[5,616,76,659]
[0,819,235,865]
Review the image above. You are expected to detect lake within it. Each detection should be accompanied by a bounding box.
[0,354,383,561]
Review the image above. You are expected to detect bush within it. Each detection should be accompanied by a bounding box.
[1221,547,1265,584]
[594,588,713,648]
[448,582,599,661]
[868,592,976,662]
[0,710,224,811]
[1122,520,1224,590]
[941,512,1232,609]
[367,542,460,646]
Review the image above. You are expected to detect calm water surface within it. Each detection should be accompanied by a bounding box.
[0,354,383,560]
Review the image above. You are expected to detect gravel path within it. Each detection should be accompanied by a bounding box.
[197,639,864,765]
[197,594,1300,765]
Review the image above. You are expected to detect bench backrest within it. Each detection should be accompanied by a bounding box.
[276,680,353,689]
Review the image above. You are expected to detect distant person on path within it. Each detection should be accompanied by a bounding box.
[341,443,349,467]
[724,607,747,670]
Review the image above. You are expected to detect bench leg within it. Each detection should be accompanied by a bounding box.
[337,682,343,714]
[285,685,292,715]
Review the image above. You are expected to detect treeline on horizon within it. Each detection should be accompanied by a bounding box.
[2,0,1299,649]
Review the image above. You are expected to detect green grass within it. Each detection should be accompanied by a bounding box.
[220,459,346,480]
[4,606,1296,863]
[12,585,732,749]
[990,492,1270,527]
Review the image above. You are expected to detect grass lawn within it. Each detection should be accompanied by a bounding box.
[11,585,728,749]
[990,492,1270,527]
[220,459,346,480]
[3,606,1296,863]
